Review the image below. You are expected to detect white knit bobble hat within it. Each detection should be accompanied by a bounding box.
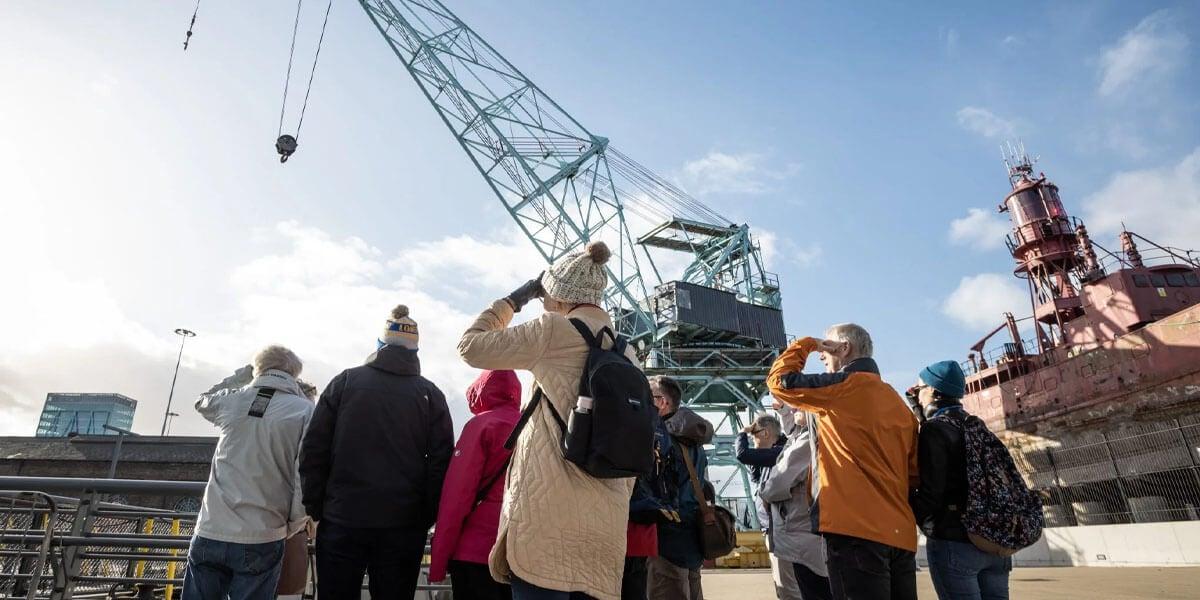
[542,241,611,306]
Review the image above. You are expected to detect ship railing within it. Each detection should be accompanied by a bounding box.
[0,477,450,599]
[1012,418,1200,528]
[1087,231,1200,275]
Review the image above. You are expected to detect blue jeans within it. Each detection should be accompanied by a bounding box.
[926,538,1012,600]
[182,536,285,600]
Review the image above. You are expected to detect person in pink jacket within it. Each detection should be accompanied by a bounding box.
[429,369,521,600]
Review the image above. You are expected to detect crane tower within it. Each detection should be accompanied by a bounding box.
[358,0,785,523]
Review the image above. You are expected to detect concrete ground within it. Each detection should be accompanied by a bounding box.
[700,566,1200,599]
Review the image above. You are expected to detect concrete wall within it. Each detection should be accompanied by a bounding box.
[1014,521,1200,567]
[918,522,1200,567]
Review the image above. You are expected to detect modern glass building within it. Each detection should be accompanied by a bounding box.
[35,393,137,437]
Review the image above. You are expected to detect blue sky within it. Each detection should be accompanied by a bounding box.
[1,1,1197,438]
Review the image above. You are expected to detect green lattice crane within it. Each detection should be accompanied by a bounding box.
[355,0,783,525]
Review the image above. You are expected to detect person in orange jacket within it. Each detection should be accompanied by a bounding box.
[766,324,920,600]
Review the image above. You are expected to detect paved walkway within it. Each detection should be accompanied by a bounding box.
[700,566,1200,599]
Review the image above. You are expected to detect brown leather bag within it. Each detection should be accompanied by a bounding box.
[275,527,310,595]
[677,441,737,559]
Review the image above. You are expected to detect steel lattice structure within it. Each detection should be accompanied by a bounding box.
[357,0,782,522]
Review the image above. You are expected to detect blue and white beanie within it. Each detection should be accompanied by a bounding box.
[379,305,419,350]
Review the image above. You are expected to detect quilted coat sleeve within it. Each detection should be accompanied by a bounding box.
[428,416,489,582]
[458,299,553,370]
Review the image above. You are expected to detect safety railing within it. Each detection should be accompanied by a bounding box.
[0,477,450,599]
[1013,418,1200,528]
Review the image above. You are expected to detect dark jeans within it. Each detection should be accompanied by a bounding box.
[449,560,512,600]
[622,556,648,600]
[511,575,593,599]
[181,536,284,600]
[314,520,427,600]
[792,562,833,600]
[823,533,916,600]
[926,538,1011,600]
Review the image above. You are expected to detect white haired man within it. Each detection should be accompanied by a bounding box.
[766,324,920,600]
[183,345,314,600]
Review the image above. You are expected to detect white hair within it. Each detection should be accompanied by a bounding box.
[825,323,874,360]
[252,345,303,377]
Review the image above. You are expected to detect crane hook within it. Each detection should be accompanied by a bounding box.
[276,135,298,163]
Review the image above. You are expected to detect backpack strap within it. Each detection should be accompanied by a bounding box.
[568,318,599,347]
[502,387,567,450]
[676,440,716,526]
[474,454,512,506]
[248,388,277,418]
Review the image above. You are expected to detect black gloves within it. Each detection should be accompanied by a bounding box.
[505,273,544,312]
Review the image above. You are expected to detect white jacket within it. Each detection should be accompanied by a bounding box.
[760,421,828,577]
[194,369,313,544]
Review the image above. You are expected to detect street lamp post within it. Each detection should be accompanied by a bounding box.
[162,328,197,436]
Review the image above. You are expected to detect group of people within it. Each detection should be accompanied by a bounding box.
[180,238,1010,600]
[735,329,1012,600]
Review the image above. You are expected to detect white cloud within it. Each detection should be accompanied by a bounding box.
[389,230,546,298]
[756,229,822,270]
[956,106,1018,139]
[675,151,800,196]
[1081,147,1200,250]
[1098,10,1188,96]
[0,222,549,437]
[948,208,1010,250]
[1002,35,1022,47]
[942,273,1028,330]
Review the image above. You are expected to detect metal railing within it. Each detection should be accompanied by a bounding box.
[0,477,450,599]
[1013,417,1200,527]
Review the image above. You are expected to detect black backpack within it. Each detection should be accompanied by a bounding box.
[505,318,655,478]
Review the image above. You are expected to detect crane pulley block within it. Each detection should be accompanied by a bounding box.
[276,135,298,163]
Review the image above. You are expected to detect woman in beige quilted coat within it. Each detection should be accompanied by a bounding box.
[458,240,638,600]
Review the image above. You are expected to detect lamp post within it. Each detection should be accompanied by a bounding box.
[162,328,196,436]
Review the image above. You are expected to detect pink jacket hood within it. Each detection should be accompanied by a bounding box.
[467,369,521,415]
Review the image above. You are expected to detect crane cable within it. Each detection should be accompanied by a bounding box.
[276,0,332,163]
[182,0,200,51]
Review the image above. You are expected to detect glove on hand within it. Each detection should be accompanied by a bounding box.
[505,273,544,312]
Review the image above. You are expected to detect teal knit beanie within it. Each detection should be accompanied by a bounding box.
[919,360,966,399]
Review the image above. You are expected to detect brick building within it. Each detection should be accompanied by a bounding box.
[0,435,216,510]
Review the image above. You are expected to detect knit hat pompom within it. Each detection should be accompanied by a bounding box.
[586,241,611,265]
[391,304,409,320]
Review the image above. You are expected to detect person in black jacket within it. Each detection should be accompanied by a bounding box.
[909,360,1012,600]
[299,304,454,600]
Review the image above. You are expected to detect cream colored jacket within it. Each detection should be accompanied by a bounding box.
[459,300,637,600]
